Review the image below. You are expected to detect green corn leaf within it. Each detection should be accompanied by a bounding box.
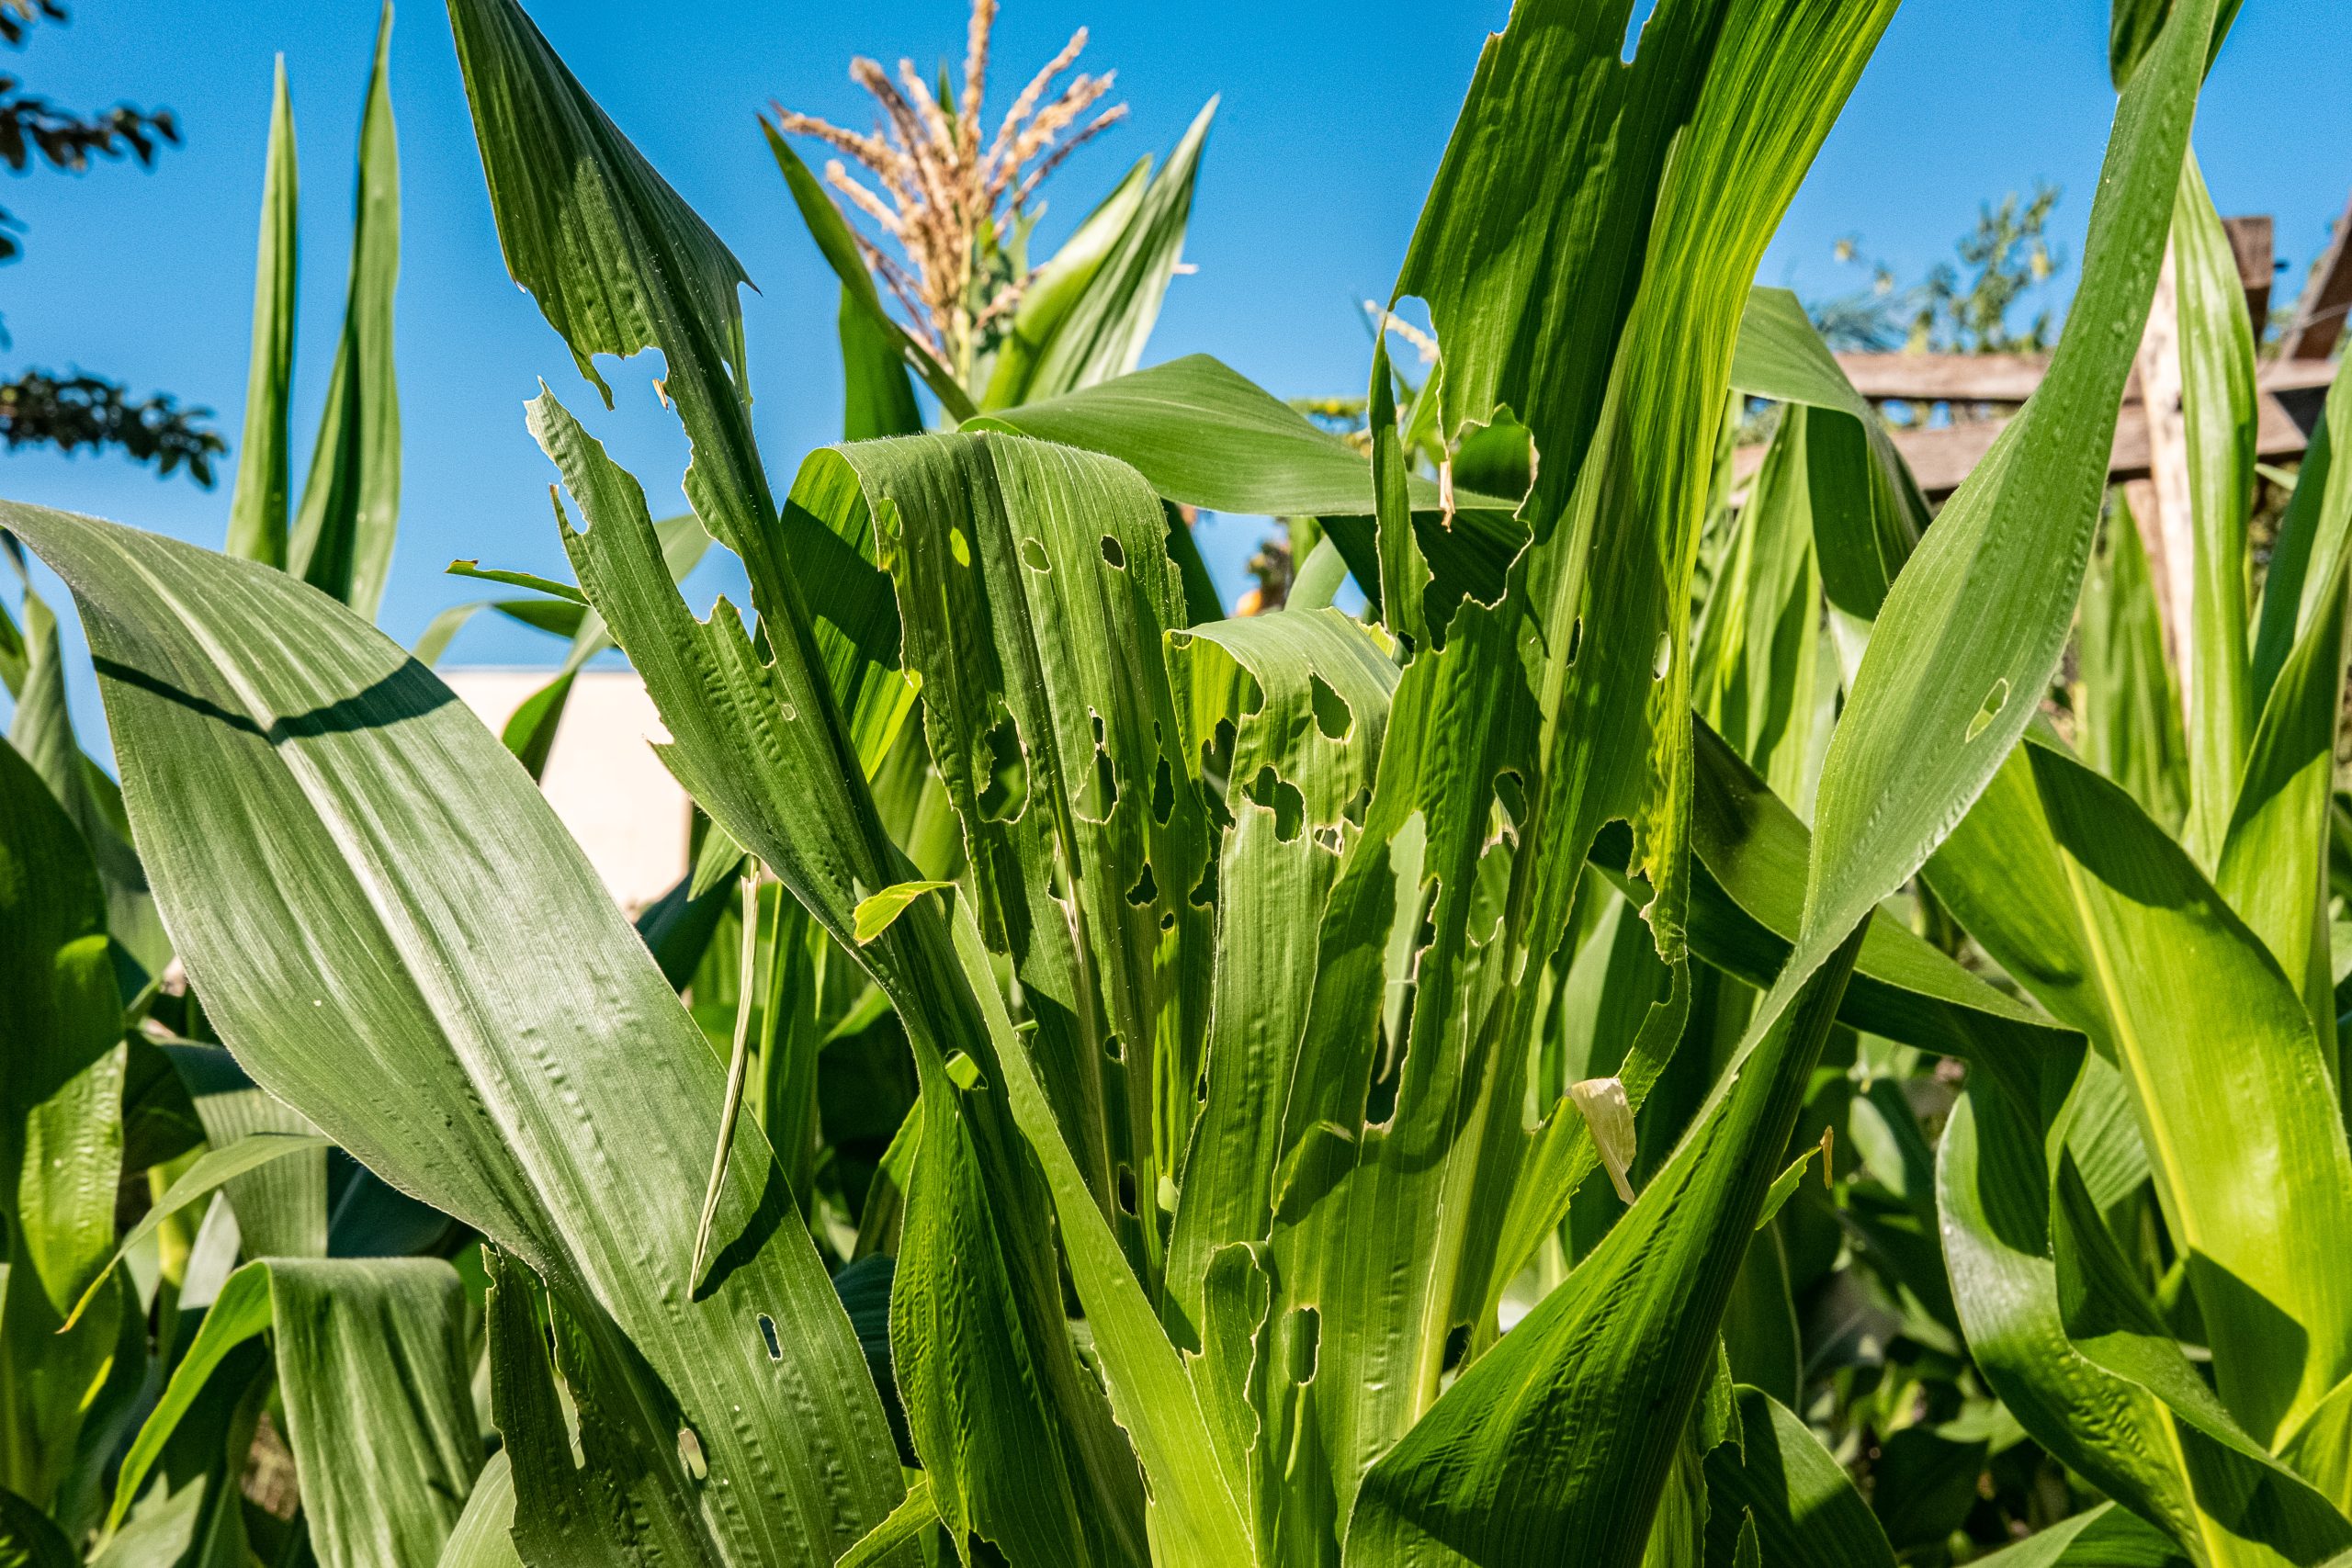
[2173,150,2259,867]
[851,881,954,945]
[1728,287,1926,617]
[62,1128,331,1335]
[443,559,584,603]
[949,898,1258,1567]
[2052,1149,2352,1560]
[2109,0,2241,88]
[163,1044,329,1262]
[62,1133,332,1332]
[6,502,908,1562]
[535,401,1150,1562]
[10,590,168,980]
[978,158,1150,411]
[983,352,1527,616]
[1939,1070,2204,1554]
[110,1257,481,1567]
[2078,491,2191,830]
[836,1475,939,1568]
[0,732,130,1523]
[2216,564,2346,1063]
[762,121,973,420]
[225,57,298,570]
[1161,607,1398,1348]
[1701,1386,1896,1568]
[2024,741,2352,1447]
[1967,1502,2189,1566]
[434,1451,522,1568]
[476,1249,635,1567]
[840,285,922,442]
[1016,100,1215,403]
[1786,0,2218,1011]
[0,735,122,1321]
[0,1487,74,1568]
[1342,921,1866,1568]
[1940,1073,2352,1566]
[2250,359,2351,706]
[288,3,400,619]
[1692,400,1826,807]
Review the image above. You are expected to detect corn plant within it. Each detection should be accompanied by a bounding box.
[8,0,2352,1563]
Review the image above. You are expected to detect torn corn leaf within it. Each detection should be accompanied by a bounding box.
[854,880,956,944]
[1570,1077,1638,1205]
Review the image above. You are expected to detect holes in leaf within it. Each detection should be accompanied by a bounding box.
[1312,825,1344,856]
[1091,710,1107,744]
[1286,1305,1321,1384]
[1101,534,1127,570]
[1493,768,1527,834]
[1104,1032,1125,1064]
[1020,537,1052,572]
[1086,746,1119,821]
[1126,863,1159,907]
[1189,861,1218,908]
[1343,785,1371,829]
[1565,615,1582,665]
[1117,1165,1138,1216]
[1309,673,1352,741]
[1239,672,1265,717]
[1159,911,1175,931]
[756,1314,782,1360]
[1200,718,1238,831]
[1246,766,1306,842]
[1152,755,1176,825]
[1652,629,1672,681]
[1442,1322,1472,1374]
[977,705,1029,822]
[1966,678,2009,742]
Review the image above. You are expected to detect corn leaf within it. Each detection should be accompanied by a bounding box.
[64,1129,331,1329]
[2078,492,2191,829]
[1728,287,1926,617]
[2025,741,2352,1448]
[112,1258,482,1567]
[537,405,1151,1564]
[2173,150,2259,867]
[1017,100,1215,403]
[1342,922,1865,1567]
[1968,1503,2189,1566]
[10,590,168,979]
[978,158,1149,411]
[1702,1385,1897,1568]
[225,57,298,570]
[5,502,909,1562]
[1787,0,2218,1007]
[764,124,976,421]
[434,1452,521,1568]
[288,3,401,619]
[0,733,129,1521]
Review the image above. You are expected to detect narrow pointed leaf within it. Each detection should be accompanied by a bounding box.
[226,58,298,570]
[288,4,400,618]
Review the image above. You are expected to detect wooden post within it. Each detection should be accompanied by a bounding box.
[2284,187,2352,361]
[2130,242,2195,686]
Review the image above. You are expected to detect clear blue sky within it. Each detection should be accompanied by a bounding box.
[7,0,2351,749]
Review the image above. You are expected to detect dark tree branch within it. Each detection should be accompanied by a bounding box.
[0,370,224,485]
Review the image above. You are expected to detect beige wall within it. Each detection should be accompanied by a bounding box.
[442,669,690,915]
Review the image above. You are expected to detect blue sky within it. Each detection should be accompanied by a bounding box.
[7,0,2351,747]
